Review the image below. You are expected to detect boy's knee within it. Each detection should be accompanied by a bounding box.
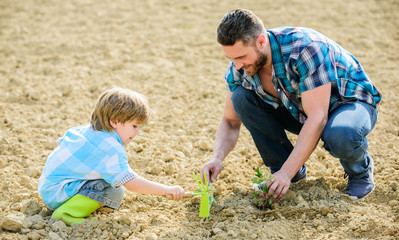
[114,187,126,200]
[102,186,125,209]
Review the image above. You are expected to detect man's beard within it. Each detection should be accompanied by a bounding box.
[243,47,267,76]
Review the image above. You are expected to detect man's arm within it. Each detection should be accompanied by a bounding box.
[200,91,242,182]
[267,82,331,201]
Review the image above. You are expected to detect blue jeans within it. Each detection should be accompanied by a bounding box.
[231,86,378,178]
[77,179,126,209]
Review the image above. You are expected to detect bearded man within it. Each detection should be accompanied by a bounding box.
[200,9,382,201]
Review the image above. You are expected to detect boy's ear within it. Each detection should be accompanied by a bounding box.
[109,120,118,129]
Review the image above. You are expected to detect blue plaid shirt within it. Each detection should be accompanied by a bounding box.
[225,27,382,123]
[38,125,137,209]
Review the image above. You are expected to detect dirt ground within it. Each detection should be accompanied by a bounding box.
[1,0,399,239]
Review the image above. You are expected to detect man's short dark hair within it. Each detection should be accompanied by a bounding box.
[217,9,265,46]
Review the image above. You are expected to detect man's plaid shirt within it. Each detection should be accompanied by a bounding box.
[225,27,382,123]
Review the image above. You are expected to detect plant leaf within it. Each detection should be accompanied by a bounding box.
[252,178,258,183]
[255,167,263,178]
[262,184,268,194]
[209,195,216,205]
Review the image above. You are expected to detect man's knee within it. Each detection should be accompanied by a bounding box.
[322,127,366,161]
[231,86,244,105]
[231,86,258,115]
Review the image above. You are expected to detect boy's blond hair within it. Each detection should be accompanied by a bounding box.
[90,87,150,132]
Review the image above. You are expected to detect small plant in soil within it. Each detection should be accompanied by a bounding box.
[252,167,274,210]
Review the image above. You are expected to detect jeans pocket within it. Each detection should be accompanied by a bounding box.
[81,179,108,192]
[93,181,106,191]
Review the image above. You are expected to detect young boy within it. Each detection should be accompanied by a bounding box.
[38,87,185,226]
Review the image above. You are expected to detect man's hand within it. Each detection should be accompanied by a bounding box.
[200,160,223,184]
[266,170,291,202]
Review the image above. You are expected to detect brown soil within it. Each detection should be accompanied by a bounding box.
[1,0,398,239]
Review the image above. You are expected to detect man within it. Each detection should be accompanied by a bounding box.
[200,9,381,202]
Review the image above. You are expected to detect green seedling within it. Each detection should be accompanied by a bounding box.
[252,167,274,209]
[193,172,216,218]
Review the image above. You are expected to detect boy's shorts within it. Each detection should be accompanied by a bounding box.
[77,179,126,209]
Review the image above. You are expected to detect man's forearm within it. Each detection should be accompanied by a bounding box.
[282,115,327,178]
[212,119,241,162]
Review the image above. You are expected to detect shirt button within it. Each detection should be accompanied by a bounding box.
[278,89,281,92]
[289,107,292,109]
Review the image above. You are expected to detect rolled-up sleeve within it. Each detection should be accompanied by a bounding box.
[100,153,137,187]
[225,62,244,92]
[296,42,337,92]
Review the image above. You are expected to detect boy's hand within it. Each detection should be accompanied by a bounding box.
[165,185,185,201]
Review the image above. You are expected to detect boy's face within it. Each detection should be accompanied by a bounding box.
[110,119,140,145]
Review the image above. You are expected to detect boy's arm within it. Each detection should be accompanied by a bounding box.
[123,176,185,200]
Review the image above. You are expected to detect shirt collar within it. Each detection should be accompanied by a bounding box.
[267,30,286,80]
[101,128,123,146]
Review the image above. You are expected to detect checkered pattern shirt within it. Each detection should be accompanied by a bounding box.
[38,125,137,209]
[225,27,382,123]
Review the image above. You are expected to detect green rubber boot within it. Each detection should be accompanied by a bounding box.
[52,194,100,226]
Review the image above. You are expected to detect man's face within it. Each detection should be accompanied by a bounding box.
[222,40,267,76]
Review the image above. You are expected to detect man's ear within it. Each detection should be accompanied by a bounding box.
[257,34,267,48]
[109,120,118,129]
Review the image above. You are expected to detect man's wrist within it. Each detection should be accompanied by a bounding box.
[280,165,298,180]
[211,154,224,163]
